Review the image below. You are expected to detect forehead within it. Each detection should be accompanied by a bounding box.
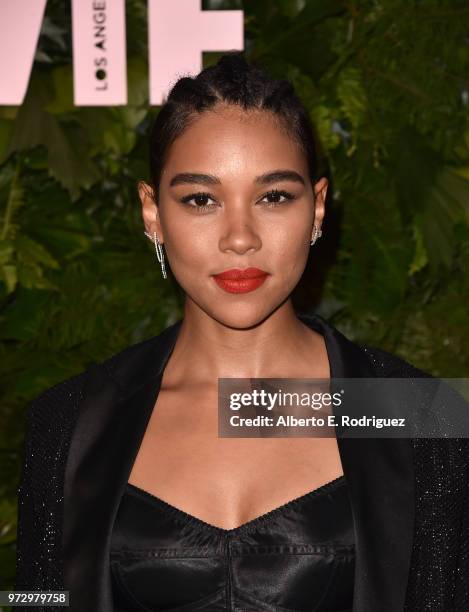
[161,104,308,183]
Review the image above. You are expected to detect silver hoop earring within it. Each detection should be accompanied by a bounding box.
[310,225,322,246]
[144,231,167,279]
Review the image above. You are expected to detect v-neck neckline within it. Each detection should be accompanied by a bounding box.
[124,474,347,537]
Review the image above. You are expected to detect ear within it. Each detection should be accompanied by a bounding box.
[138,181,164,242]
[312,176,328,229]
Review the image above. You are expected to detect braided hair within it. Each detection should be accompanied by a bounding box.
[148,52,318,200]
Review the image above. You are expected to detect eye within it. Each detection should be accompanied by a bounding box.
[180,192,217,212]
[259,189,296,207]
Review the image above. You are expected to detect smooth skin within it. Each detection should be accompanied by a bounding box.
[131,102,344,530]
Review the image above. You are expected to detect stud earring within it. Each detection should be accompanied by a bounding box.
[144,231,167,279]
[310,225,323,246]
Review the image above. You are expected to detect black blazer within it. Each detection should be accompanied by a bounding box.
[15,313,469,611]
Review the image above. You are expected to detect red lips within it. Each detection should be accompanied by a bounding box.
[212,267,269,294]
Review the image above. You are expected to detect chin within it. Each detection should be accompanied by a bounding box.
[204,302,282,331]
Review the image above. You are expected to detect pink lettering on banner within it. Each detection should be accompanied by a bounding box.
[0,0,47,105]
[71,0,127,105]
[148,0,244,105]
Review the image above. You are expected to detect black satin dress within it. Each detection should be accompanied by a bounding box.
[110,474,355,612]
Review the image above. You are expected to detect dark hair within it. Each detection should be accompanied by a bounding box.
[148,52,318,201]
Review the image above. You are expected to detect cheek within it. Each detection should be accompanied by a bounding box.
[162,219,218,276]
[266,215,311,268]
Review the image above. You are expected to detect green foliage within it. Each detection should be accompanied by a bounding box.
[1,0,469,588]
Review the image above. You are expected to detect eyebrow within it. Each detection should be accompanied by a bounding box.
[169,173,219,187]
[169,170,305,187]
[257,170,305,186]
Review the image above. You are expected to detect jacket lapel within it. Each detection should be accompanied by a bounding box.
[303,314,415,612]
[62,313,415,612]
[62,322,182,611]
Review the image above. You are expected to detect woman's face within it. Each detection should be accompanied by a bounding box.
[140,103,328,328]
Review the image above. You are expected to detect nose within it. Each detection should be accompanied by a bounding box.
[218,207,262,255]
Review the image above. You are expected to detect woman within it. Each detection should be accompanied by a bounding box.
[15,53,469,612]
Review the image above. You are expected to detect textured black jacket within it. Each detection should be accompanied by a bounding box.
[15,313,469,611]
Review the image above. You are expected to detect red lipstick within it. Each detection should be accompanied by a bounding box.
[212,267,269,294]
